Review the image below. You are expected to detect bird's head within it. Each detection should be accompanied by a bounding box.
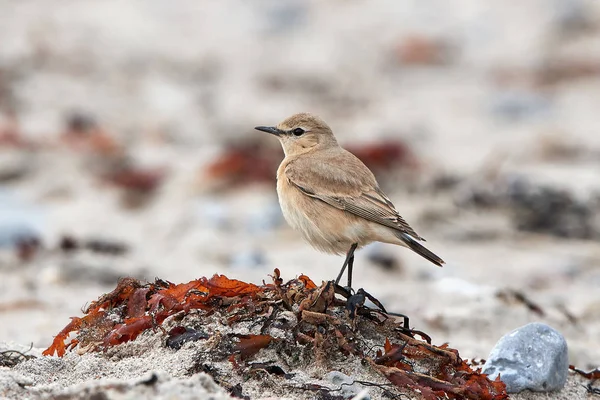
[255,113,338,156]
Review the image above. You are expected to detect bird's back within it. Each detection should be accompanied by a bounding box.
[283,146,378,197]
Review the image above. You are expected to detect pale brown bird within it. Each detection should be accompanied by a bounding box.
[255,113,444,288]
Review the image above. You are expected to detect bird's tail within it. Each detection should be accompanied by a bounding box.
[400,234,445,267]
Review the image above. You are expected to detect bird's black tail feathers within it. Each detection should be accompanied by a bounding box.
[401,234,445,267]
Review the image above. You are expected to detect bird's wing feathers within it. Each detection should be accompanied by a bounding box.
[285,152,424,240]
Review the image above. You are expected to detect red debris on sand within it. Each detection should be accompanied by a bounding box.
[43,274,260,357]
[14,237,42,262]
[297,274,317,290]
[492,60,600,89]
[234,334,273,360]
[569,365,600,380]
[42,317,83,357]
[375,338,506,399]
[396,35,453,66]
[103,167,167,194]
[347,139,419,176]
[100,166,168,209]
[43,271,507,399]
[61,113,122,156]
[203,140,280,188]
[537,60,600,86]
[0,119,31,148]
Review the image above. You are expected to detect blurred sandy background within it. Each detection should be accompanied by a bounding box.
[1,0,599,371]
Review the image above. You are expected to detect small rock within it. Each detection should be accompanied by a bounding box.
[262,1,308,34]
[228,249,265,269]
[365,242,402,273]
[489,89,550,121]
[0,151,33,183]
[325,371,369,400]
[551,0,592,33]
[482,322,568,393]
[246,201,283,233]
[196,199,228,229]
[0,189,43,248]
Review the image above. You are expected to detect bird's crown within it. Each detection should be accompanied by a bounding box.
[277,113,332,134]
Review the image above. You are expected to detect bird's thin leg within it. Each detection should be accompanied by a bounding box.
[347,252,355,288]
[335,243,358,288]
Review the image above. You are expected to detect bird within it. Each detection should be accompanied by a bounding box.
[255,113,444,288]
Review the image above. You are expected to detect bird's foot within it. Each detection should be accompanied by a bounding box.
[332,283,387,316]
[332,282,353,298]
[331,283,424,339]
[354,288,388,314]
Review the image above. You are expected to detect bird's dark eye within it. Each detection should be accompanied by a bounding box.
[292,128,305,136]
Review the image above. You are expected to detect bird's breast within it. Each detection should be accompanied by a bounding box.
[276,173,308,234]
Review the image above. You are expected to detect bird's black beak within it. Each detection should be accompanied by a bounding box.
[255,126,283,137]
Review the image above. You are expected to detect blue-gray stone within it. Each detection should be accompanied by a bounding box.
[482,322,569,393]
[0,189,44,247]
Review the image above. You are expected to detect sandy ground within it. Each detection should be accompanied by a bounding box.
[1,1,600,399]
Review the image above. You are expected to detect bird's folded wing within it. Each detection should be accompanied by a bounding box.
[284,156,424,240]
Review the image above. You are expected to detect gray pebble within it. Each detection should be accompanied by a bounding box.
[228,249,265,269]
[0,189,43,247]
[325,371,369,400]
[482,322,568,393]
[489,90,550,121]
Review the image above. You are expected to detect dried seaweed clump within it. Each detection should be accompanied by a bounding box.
[43,270,506,399]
